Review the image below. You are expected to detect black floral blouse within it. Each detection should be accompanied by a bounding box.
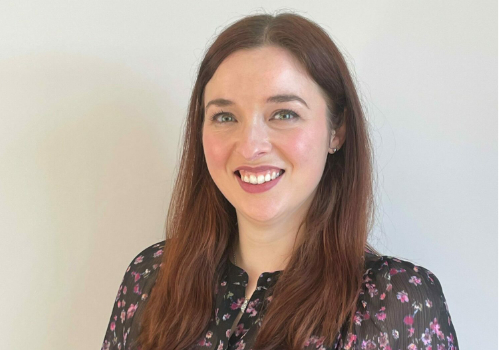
[101,241,459,350]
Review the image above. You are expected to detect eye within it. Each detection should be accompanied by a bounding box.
[210,110,235,123]
[209,109,300,124]
[272,109,299,121]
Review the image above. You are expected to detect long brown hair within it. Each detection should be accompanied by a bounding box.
[137,11,379,350]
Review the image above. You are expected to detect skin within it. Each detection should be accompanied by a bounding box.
[202,46,346,318]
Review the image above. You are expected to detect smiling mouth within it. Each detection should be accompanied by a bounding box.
[234,169,285,179]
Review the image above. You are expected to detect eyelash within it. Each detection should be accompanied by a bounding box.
[209,109,300,124]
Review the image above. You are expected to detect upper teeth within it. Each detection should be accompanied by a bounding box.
[239,169,283,184]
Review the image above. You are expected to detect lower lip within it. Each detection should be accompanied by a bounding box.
[235,171,284,193]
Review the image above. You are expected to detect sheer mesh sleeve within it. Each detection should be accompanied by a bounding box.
[345,255,459,349]
[101,242,165,350]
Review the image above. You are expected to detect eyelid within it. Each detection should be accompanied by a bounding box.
[210,109,300,123]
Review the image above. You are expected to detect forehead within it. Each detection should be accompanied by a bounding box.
[204,46,324,105]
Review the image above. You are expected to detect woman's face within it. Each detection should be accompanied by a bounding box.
[202,46,339,225]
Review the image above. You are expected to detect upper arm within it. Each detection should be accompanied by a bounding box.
[101,242,165,350]
[347,256,459,349]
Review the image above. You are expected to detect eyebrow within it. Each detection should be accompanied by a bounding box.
[204,94,309,112]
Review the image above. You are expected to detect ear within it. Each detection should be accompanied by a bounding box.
[328,110,347,153]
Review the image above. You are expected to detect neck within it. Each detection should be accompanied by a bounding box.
[232,222,305,277]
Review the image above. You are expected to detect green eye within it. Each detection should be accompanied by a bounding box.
[274,110,299,120]
[210,109,300,124]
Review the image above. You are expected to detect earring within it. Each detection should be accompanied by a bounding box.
[329,148,337,154]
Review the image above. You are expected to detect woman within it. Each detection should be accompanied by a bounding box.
[101,12,459,350]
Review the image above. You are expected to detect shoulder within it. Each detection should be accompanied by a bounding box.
[128,240,166,270]
[116,241,165,307]
[345,254,459,349]
[101,240,166,350]
[361,253,445,301]
[119,240,166,284]
[359,253,448,318]
[120,240,166,297]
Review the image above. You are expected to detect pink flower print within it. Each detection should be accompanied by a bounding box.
[217,340,224,350]
[408,327,415,337]
[134,283,141,294]
[222,313,231,321]
[115,285,123,301]
[133,272,141,282]
[206,330,213,339]
[126,266,131,273]
[117,300,121,308]
[353,312,362,326]
[235,339,246,350]
[430,318,444,340]
[110,321,116,331]
[303,335,325,347]
[413,266,419,272]
[393,258,402,262]
[365,283,378,297]
[102,340,110,350]
[389,268,399,276]
[221,281,227,286]
[127,303,138,319]
[344,333,356,349]
[134,255,144,264]
[123,286,127,295]
[392,329,399,339]
[447,333,456,346]
[120,310,126,323]
[409,275,422,286]
[375,310,386,321]
[230,298,245,310]
[153,263,158,270]
[316,336,326,347]
[360,339,376,349]
[421,328,432,345]
[386,283,392,292]
[425,299,433,308]
[153,249,163,258]
[362,311,370,321]
[396,290,409,303]
[404,315,414,326]
[377,332,389,348]
[234,323,248,337]
[245,299,260,317]
[114,315,117,321]
[380,292,386,300]
[226,329,231,338]
[438,345,446,350]
[407,344,417,350]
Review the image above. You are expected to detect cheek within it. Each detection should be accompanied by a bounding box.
[284,127,327,177]
[202,132,229,172]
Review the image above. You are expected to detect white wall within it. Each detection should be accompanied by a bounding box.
[0,1,495,349]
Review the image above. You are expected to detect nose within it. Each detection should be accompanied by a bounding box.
[236,116,272,161]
